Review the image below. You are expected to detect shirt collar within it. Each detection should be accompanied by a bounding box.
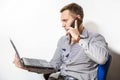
[80,27,89,39]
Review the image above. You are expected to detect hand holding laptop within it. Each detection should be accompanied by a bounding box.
[13,54,56,74]
[13,54,39,72]
[13,54,29,70]
[11,39,56,74]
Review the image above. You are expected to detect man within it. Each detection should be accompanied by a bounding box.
[13,3,109,80]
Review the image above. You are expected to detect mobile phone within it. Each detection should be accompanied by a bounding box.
[71,17,82,29]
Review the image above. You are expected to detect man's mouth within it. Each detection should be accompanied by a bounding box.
[66,29,69,31]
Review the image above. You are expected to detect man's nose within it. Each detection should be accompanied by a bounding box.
[62,24,66,28]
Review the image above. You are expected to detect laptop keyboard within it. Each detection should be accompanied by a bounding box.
[22,57,53,68]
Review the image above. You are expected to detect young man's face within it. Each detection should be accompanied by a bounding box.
[61,10,74,31]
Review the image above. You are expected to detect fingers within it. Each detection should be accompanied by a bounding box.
[74,20,78,29]
[13,54,19,63]
[13,54,30,70]
[13,54,23,68]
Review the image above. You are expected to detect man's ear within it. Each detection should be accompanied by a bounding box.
[77,15,81,19]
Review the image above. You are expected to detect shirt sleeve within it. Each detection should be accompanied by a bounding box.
[79,34,109,65]
[50,37,63,70]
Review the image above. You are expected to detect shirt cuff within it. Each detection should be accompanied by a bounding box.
[79,39,89,50]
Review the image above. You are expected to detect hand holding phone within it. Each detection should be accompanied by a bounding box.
[69,17,82,43]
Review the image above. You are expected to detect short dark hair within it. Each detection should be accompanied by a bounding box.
[60,3,84,20]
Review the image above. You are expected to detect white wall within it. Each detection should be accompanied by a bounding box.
[0,0,120,80]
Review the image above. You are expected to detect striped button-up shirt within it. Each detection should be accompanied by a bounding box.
[50,28,109,80]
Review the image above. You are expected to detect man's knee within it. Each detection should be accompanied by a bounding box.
[49,72,60,79]
[44,72,60,80]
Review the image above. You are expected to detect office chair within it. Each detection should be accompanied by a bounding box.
[98,55,112,80]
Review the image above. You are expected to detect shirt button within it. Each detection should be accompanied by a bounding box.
[81,44,83,46]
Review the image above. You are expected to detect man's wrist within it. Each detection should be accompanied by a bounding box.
[76,35,80,42]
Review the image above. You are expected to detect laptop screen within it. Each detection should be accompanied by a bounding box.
[10,39,23,64]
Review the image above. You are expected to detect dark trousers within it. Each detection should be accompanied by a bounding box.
[48,76,63,80]
[48,75,78,80]
[43,73,61,80]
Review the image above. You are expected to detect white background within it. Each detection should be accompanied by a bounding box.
[0,0,120,80]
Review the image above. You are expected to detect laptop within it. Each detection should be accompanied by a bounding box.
[10,39,55,71]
